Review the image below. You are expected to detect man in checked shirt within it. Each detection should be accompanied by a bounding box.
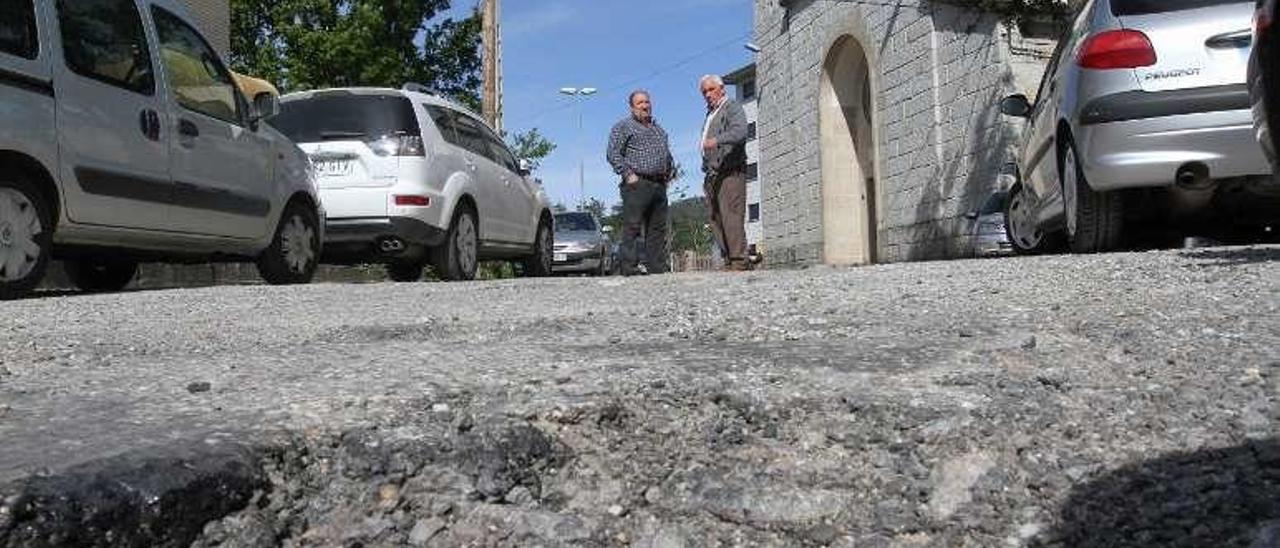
[606,90,677,275]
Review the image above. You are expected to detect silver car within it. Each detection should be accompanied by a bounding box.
[552,212,611,275]
[1000,0,1273,253]
[1250,0,1278,180]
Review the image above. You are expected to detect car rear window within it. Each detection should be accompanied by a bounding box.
[271,93,420,143]
[1111,0,1248,16]
[555,213,596,231]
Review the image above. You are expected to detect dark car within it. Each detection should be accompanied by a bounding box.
[1251,0,1278,180]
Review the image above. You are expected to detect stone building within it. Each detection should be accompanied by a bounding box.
[754,0,1056,265]
[723,63,765,252]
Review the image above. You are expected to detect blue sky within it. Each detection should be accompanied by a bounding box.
[444,0,754,209]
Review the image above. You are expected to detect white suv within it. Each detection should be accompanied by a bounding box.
[274,86,554,281]
[0,0,323,299]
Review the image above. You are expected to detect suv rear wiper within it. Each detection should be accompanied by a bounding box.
[319,130,367,140]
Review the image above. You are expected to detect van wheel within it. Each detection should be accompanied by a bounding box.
[521,217,553,278]
[66,256,138,293]
[386,260,425,282]
[1061,137,1123,253]
[431,206,478,281]
[258,202,319,285]
[0,175,52,300]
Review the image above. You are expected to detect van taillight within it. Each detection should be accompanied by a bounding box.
[1078,30,1157,69]
[367,134,425,157]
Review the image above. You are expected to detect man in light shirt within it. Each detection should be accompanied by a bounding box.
[699,75,750,271]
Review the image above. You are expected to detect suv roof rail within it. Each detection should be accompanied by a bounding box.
[402,82,438,95]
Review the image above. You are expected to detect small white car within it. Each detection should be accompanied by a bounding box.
[0,0,323,299]
[273,86,555,281]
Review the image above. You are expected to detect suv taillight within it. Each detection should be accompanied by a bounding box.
[1258,7,1273,36]
[367,134,425,157]
[1078,30,1157,69]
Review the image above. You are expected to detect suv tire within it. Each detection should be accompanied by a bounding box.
[1061,137,1123,253]
[432,205,478,281]
[521,217,553,278]
[258,202,320,285]
[0,174,52,300]
[387,261,425,282]
[66,256,138,293]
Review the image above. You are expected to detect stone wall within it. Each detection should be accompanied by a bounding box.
[755,0,1053,266]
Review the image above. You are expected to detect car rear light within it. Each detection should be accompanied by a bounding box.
[1258,8,1273,36]
[394,195,431,207]
[1078,30,1157,69]
[367,134,425,157]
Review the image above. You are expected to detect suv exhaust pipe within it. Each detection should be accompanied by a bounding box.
[376,237,406,255]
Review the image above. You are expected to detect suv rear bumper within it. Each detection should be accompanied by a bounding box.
[1077,104,1270,191]
[322,216,446,263]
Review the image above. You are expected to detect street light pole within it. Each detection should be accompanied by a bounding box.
[558,86,596,210]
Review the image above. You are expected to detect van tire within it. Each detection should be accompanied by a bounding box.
[0,174,52,300]
[258,202,320,285]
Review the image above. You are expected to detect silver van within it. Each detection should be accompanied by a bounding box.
[0,0,323,299]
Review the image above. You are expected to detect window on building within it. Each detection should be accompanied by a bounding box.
[746,163,758,181]
[741,79,756,101]
[748,203,760,222]
[747,122,756,140]
[152,7,243,124]
[0,0,38,59]
[58,0,154,94]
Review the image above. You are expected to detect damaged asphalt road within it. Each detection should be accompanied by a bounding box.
[0,246,1277,547]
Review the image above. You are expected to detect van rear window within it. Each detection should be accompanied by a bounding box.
[271,93,420,143]
[1111,0,1248,16]
[0,0,38,60]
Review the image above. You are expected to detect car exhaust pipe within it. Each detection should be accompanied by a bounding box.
[1174,162,1212,190]
[377,237,406,254]
[1170,162,1214,215]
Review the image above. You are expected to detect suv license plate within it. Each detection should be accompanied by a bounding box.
[314,159,353,177]
[554,253,567,262]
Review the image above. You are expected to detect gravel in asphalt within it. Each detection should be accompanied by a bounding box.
[0,246,1277,546]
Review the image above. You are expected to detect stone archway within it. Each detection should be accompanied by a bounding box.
[819,35,878,266]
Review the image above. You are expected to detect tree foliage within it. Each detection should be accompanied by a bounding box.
[229,0,482,107]
[936,0,1073,23]
[506,128,556,170]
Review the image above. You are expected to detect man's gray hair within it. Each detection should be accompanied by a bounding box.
[628,89,650,105]
[699,74,725,88]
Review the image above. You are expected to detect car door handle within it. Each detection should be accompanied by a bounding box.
[178,119,199,138]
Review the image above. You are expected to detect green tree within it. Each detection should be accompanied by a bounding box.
[229,0,482,107]
[506,128,556,170]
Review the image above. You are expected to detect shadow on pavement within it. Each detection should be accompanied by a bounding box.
[1179,246,1280,267]
[1043,438,1280,547]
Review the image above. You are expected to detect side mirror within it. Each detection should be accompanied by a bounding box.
[517,158,534,176]
[251,92,280,123]
[999,94,1032,118]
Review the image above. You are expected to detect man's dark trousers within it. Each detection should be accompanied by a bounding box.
[705,170,747,265]
[618,177,669,274]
